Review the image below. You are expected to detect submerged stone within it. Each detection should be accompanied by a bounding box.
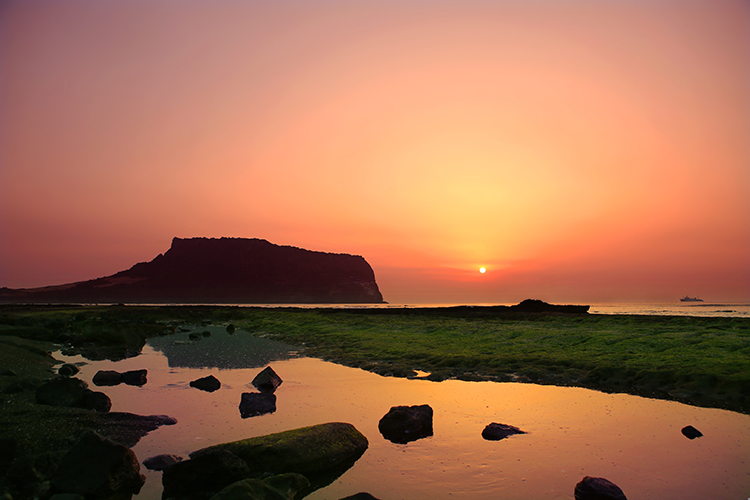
[681,425,703,439]
[481,422,527,441]
[191,375,222,392]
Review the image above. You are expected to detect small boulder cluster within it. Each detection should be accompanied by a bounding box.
[239,366,283,418]
[186,366,284,418]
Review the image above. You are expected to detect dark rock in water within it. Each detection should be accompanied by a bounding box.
[161,449,250,500]
[378,404,433,444]
[574,476,627,500]
[252,366,283,393]
[189,332,202,341]
[239,392,277,418]
[193,422,369,477]
[481,422,527,441]
[190,375,221,392]
[80,389,112,412]
[681,425,703,439]
[510,299,589,314]
[143,454,183,471]
[92,370,122,386]
[58,363,80,377]
[0,237,385,304]
[35,378,88,407]
[51,430,145,498]
[226,324,236,334]
[96,413,178,448]
[211,473,310,500]
[122,369,147,386]
[201,330,211,337]
[340,494,381,500]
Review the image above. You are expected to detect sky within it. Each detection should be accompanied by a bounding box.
[1,0,749,304]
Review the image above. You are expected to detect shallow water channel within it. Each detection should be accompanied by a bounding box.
[54,326,750,500]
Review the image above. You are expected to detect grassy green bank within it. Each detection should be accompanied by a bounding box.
[1,305,749,414]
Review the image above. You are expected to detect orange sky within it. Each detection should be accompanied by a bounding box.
[1,0,748,304]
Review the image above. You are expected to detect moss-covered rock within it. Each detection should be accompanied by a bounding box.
[192,422,368,476]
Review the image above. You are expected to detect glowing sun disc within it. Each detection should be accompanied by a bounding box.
[479,267,486,274]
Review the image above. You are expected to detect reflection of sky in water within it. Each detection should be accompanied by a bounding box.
[147,326,300,369]
[54,328,750,500]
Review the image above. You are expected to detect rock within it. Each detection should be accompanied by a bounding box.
[0,438,18,469]
[481,422,527,441]
[574,476,627,500]
[378,404,433,444]
[202,330,211,337]
[193,422,369,476]
[252,366,283,393]
[95,413,178,448]
[681,425,703,439]
[92,370,122,386]
[209,473,310,500]
[191,375,222,392]
[35,378,88,407]
[121,369,147,386]
[162,449,250,500]
[339,494,381,500]
[143,454,183,471]
[239,392,277,418]
[58,364,80,377]
[3,379,38,394]
[51,430,145,498]
[49,494,86,500]
[189,333,202,341]
[7,455,46,499]
[80,389,112,412]
[226,324,236,334]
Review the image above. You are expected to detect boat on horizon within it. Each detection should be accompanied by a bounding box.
[680,296,704,302]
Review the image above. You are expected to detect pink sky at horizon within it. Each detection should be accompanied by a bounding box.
[1,0,749,304]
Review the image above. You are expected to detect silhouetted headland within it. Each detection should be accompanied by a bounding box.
[0,237,385,304]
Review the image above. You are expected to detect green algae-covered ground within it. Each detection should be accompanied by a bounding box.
[1,305,748,414]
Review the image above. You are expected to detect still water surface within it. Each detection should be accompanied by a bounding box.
[55,326,750,500]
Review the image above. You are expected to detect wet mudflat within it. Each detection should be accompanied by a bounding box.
[54,326,750,500]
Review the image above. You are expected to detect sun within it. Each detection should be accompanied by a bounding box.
[479,267,486,274]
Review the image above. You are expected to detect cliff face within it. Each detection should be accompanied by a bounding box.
[0,238,385,304]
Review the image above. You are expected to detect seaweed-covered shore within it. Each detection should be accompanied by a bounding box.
[0,303,748,498]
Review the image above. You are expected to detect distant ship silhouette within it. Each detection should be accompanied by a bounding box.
[680,296,703,302]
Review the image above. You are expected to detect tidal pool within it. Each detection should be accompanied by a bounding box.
[55,326,750,500]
